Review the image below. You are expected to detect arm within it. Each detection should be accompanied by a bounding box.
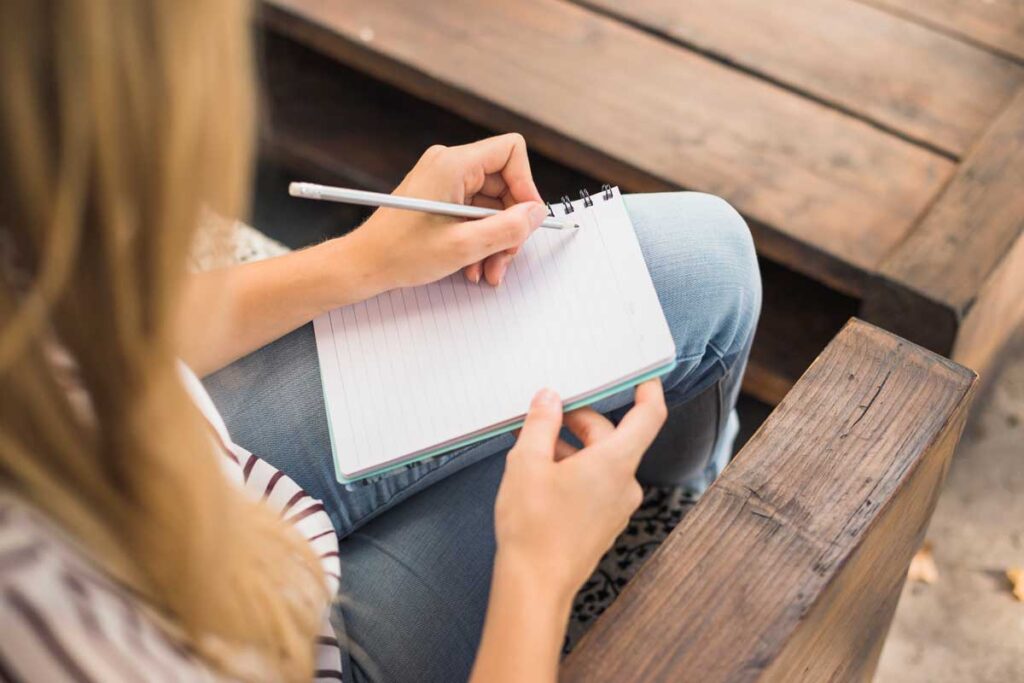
[181,236,376,377]
[470,554,574,682]
[181,134,546,376]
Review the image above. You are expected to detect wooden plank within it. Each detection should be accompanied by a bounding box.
[861,0,1024,63]
[863,88,1024,369]
[562,319,976,681]
[953,227,1024,380]
[576,0,1023,157]
[258,32,590,199]
[262,0,954,296]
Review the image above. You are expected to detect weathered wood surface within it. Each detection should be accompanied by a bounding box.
[258,32,589,199]
[561,319,976,681]
[952,227,1024,379]
[262,0,954,296]
[576,0,1023,156]
[862,0,1024,63]
[863,88,1024,376]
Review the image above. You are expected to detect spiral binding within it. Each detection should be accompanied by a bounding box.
[552,186,616,215]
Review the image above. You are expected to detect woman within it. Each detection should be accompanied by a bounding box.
[0,1,760,681]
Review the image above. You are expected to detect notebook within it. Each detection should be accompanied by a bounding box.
[312,186,675,482]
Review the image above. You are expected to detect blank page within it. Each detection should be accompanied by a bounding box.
[313,188,675,480]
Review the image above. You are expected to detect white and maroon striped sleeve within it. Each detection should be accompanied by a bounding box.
[0,498,228,682]
[179,364,344,678]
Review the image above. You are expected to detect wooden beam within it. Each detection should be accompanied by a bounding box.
[860,0,1024,63]
[952,226,1024,379]
[261,0,954,296]
[863,88,1024,375]
[561,319,976,681]
[575,0,1023,157]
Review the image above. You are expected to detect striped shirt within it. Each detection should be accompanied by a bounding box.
[0,366,344,681]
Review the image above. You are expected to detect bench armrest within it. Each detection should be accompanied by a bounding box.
[561,318,976,682]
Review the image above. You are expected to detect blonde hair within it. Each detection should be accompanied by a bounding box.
[0,1,327,680]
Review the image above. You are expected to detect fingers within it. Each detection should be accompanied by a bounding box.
[483,253,512,286]
[477,173,513,205]
[453,134,542,204]
[463,262,483,284]
[553,439,578,462]
[513,388,564,461]
[456,202,547,266]
[471,186,527,259]
[609,379,668,459]
[462,195,505,284]
[564,408,615,446]
[470,194,505,211]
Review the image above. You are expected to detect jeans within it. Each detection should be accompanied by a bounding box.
[203,192,761,682]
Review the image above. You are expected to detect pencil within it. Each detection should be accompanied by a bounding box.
[288,182,579,231]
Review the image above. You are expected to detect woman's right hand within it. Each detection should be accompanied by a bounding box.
[342,134,547,299]
[493,380,668,603]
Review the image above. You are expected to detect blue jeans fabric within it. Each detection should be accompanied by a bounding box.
[203,192,761,682]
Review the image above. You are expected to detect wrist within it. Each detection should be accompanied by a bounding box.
[492,547,576,620]
[310,231,389,310]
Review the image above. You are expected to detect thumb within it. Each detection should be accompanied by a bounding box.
[459,202,547,260]
[514,388,563,460]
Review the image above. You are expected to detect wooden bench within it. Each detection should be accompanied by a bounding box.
[256,0,1023,405]
[563,318,975,681]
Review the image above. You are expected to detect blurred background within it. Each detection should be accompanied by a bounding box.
[242,2,1023,680]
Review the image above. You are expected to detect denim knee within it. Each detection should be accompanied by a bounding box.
[625,192,762,392]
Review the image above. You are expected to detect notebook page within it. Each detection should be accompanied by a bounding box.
[313,188,675,479]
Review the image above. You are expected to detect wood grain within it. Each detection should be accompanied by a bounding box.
[262,0,954,295]
[576,0,1023,156]
[953,228,1024,381]
[562,319,976,681]
[861,0,1024,62]
[863,88,1024,367]
[258,32,591,199]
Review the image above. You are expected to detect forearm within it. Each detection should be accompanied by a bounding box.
[180,233,383,376]
[470,553,573,683]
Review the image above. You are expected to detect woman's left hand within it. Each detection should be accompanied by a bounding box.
[346,134,547,293]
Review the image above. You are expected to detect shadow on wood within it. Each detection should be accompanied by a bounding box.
[562,319,976,682]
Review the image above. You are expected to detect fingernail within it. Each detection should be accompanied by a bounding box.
[533,388,558,407]
[528,203,548,227]
[469,268,480,284]
[496,253,511,285]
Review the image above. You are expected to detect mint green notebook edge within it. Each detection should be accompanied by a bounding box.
[324,360,678,484]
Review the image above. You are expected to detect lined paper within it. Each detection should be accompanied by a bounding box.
[313,188,675,480]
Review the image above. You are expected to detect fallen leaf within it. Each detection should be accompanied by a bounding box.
[1007,568,1023,601]
[908,542,939,584]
